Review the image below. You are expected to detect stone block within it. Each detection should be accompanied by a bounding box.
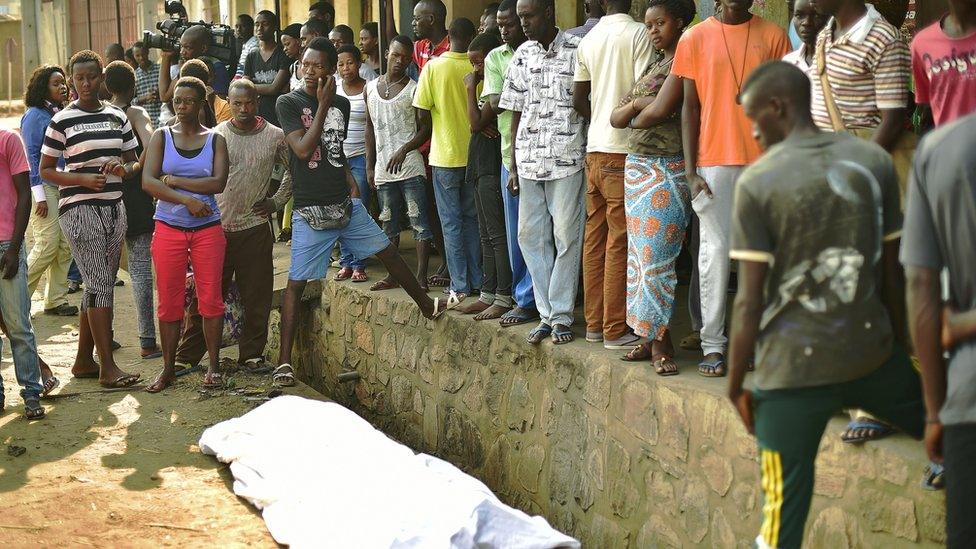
[549,503,578,540]
[608,438,631,475]
[917,499,946,544]
[695,393,732,446]
[614,375,658,445]
[485,370,507,416]
[552,359,575,392]
[711,508,736,548]
[438,358,465,394]
[583,363,611,411]
[586,448,605,491]
[549,446,575,505]
[878,453,909,486]
[517,443,546,494]
[440,406,485,467]
[377,329,398,369]
[730,480,759,515]
[484,434,511,494]
[645,470,676,512]
[680,479,710,543]
[609,477,640,519]
[353,321,374,354]
[588,514,630,549]
[390,375,413,413]
[541,387,557,435]
[417,348,434,385]
[462,373,485,413]
[412,388,423,414]
[637,514,682,548]
[700,445,734,496]
[391,299,414,325]
[507,373,535,432]
[859,487,919,541]
[656,386,689,462]
[806,507,863,549]
[422,396,438,449]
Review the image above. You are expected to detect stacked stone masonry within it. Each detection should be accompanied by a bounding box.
[265,281,944,548]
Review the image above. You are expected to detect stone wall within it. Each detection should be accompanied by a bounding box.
[267,281,945,548]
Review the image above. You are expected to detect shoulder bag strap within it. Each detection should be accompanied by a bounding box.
[816,33,848,133]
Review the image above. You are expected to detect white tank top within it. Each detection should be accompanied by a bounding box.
[365,78,426,184]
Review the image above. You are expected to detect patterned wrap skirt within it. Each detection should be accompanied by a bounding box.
[624,153,691,339]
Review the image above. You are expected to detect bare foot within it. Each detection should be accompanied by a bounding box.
[71,358,100,379]
[457,300,491,315]
[474,304,511,321]
[146,370,176,393]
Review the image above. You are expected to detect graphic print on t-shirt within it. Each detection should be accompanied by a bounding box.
[300,106,346,169]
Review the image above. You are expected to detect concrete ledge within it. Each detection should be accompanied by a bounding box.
[266,275,944,547]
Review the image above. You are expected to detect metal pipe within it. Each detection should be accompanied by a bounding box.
[86,0,93,50]
[337,371,361,383]
[115,0,123,45]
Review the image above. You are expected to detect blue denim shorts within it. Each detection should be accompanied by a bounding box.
[288,199,391,281]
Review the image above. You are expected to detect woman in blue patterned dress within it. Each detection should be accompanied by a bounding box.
[610,0,695,375]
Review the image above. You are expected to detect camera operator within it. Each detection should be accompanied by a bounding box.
[158,26,231,124]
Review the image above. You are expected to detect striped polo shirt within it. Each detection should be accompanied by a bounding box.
[809,4,910,131]
[41,102,138,210]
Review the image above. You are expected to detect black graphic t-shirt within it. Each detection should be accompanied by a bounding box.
[276,89,351,209]
[244,46,291,126]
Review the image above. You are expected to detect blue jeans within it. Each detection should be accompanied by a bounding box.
[0,241,44,400]
[339,155,369,270]
[432,166,481,295]
[376,176,433,242]
[501,164,535,310]
[68,259,81,282]
[518,172,586,327]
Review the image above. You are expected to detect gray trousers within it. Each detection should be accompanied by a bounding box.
[125,232,157,347]
[518,171,586,327]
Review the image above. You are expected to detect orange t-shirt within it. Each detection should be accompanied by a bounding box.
[672,16,790,167]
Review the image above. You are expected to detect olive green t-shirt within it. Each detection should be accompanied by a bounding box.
[730,132,903,391]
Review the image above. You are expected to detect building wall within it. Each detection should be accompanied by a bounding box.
[0,18,25,104]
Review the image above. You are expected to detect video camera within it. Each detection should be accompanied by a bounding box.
[143,0,237,66]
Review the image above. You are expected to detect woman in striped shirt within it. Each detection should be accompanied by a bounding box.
[39,50,142,388]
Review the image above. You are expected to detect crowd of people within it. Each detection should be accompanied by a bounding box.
[0,0,973,545]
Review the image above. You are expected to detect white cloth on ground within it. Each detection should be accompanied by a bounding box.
[199,395,580,549]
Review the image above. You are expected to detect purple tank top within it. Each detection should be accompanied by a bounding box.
[153,128,221,228]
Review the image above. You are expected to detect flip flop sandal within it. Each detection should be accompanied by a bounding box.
[921,462,945,491]
[241,358,274,375]
[500,308,539,327]
[551,325,574,345]
[697,358,727,377]
[174,363,203,378]
[427,275,451,287]
[841,417,894,444]
[202,372,224,389]
[526,324,552,345]
[24,398,45,420]
[652,355,680,376]
[273,364,296,387]
[101,374,141,389]
[679,331,702,351]
[431,297,448,319]
[370,279,399,291]
[620,343,652,362]
[334,267,353,281]
[351,269,368,282]
[42,376,60,397]
[141,348,163,360]
[446,291,467,310]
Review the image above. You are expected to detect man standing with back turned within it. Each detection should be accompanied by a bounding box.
[574,0,653,350]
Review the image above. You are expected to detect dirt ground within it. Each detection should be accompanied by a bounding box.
[0,257,310,547]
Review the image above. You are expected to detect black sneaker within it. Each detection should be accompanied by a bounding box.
[44,303,79,316]
[66,280,82,294]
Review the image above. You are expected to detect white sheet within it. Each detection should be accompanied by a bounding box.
[199,395,580,549]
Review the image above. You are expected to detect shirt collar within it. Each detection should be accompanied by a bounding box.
[600,14,634,23]
[828,3,883,45]
[540,29,567,58]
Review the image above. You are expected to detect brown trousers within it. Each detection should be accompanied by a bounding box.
[176,223,274,364]
[582,152,628,340]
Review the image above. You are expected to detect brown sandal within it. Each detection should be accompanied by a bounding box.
[620,342,652,362]
[652,354,679,376]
